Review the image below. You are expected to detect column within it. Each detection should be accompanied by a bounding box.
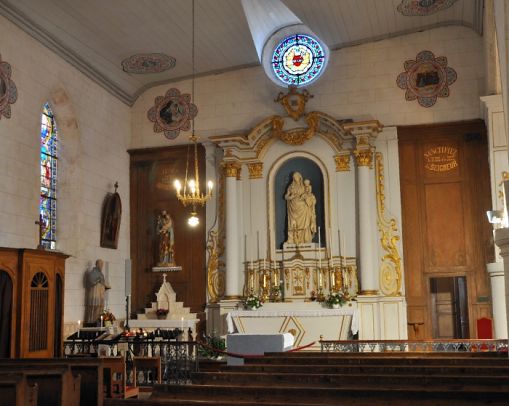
[354,146,378,294]
[487,262,508,338]
[494,227,509,343]
[224,161,241,298]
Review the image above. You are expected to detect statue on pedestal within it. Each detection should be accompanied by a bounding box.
[84,259,111,323]
[157,210,175,266]
[285,172,317,244]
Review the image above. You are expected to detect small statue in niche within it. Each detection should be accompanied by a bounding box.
[84,259,111,323]
[285,172,317,244]
[157,210,175,266]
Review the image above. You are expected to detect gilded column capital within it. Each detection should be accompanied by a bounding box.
[354,149,374,168]
[334,154,351,172]
[222,161,241,178]
[247,162,263,179]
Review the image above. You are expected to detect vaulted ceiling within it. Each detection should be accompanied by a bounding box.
[0,0,483,105]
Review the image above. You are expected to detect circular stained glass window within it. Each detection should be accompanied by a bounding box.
[272,34,326,87]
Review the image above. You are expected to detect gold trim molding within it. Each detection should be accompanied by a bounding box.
[271,112,319,146]
[206,230,225,302]
[247,162,263,179]
[354,149,373,167]
[274,86,313,121]
[359,289,379,296]
[334,154,351,172]
[375,152,402,297]
[222,161,241,178]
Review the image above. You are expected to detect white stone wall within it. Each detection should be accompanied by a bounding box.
[0,16,131,323]
[132,25,484,149]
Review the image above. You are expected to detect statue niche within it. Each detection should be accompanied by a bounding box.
[275,157,324,248]
[285,172,317,244]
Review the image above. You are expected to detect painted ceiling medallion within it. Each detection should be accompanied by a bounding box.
[0,54,18,119]
[147,88,197,139]
[397,0,458,16]
[122,53,176,74]
[396,50,457,108]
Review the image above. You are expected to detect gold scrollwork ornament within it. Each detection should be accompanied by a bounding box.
[206,230,225,302]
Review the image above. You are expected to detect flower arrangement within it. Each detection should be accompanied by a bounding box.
[325,292,347,308]
[243,293,263,309]
[156,308,169,317]
[198,332,226,359]
[100,309,116,322]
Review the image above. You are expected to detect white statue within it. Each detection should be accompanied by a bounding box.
[285,172,317,244]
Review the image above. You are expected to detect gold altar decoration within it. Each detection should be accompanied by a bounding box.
[206,230,225,302]
[247,162,263,179]
[375,153,402,296]
[334,154,351,172]
[274,86,313,121]
[353,148,374,168]
[271,112,319,146]
[223,161,241,178]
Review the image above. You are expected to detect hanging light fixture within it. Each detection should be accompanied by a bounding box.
[174,0,213,227]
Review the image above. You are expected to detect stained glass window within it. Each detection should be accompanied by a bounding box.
[272,34,326,87]
[40,102,58,250]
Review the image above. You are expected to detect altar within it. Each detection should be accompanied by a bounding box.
[226,302,358,347]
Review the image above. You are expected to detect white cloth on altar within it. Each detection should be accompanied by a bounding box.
[226,307,358,335]
[227,333,295,366]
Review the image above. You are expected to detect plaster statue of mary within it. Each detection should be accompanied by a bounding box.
[285,172,317,244]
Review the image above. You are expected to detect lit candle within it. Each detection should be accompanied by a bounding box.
[318,226,322,271]
[100,315,103,328]
[77,320,80,338]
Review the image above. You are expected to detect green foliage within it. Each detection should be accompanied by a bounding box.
[325,292,347,308]
[198,333,226,359]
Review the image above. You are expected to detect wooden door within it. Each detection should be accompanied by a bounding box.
[430,276,469,339]
[399,120,493,339]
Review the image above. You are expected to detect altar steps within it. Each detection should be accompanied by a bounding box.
[104,352,509,406]
[192,370,509,389]
[107,383,509,405]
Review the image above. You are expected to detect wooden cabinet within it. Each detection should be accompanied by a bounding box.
[0,248,67,358]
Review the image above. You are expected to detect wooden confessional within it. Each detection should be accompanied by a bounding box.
[0,248,67,358]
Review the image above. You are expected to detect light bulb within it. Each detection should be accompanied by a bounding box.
[188,179,196,194]
[188,213,199,227]
[207,180,213,191]
[174,180,181,192]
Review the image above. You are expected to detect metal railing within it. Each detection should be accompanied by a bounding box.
[64,331,198,385]
[320,339,509,353]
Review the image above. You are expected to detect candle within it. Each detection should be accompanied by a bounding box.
[328,228,333,259]
[181,317,184,333]
[100,315,103,328]
[342,236,346,258]
[77,320,80,338]
[338,229,341,257]
[244,234,247,262]
[318,226,322,271]
[257,231,260,260]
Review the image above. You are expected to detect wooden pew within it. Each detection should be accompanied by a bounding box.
[0,362,79,406]
[133,356,161,391]
[0,373,38,406]
[102,357,139,399]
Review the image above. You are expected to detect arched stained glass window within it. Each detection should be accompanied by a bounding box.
[271,34,326,87]
[39,102,58,250]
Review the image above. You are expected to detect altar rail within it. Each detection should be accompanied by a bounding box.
[64,338,198,385]
[320,339,509,353]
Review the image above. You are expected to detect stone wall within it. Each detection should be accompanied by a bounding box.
[0,15,131,323]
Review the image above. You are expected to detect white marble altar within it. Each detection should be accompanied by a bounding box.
[227,333,294,366]
[226,302,357,348]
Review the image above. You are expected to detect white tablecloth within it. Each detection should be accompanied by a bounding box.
[226,307,358,336]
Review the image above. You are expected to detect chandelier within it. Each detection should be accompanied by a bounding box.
[173,0,213,227]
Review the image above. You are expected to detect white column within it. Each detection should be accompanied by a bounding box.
[224,162,241,298]
[355,149,378,294]
[494,227,509,345]
[487,262,508,338]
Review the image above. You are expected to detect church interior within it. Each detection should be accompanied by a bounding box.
[1,0,509,404]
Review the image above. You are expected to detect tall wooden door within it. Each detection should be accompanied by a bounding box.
[398,120,493,339]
